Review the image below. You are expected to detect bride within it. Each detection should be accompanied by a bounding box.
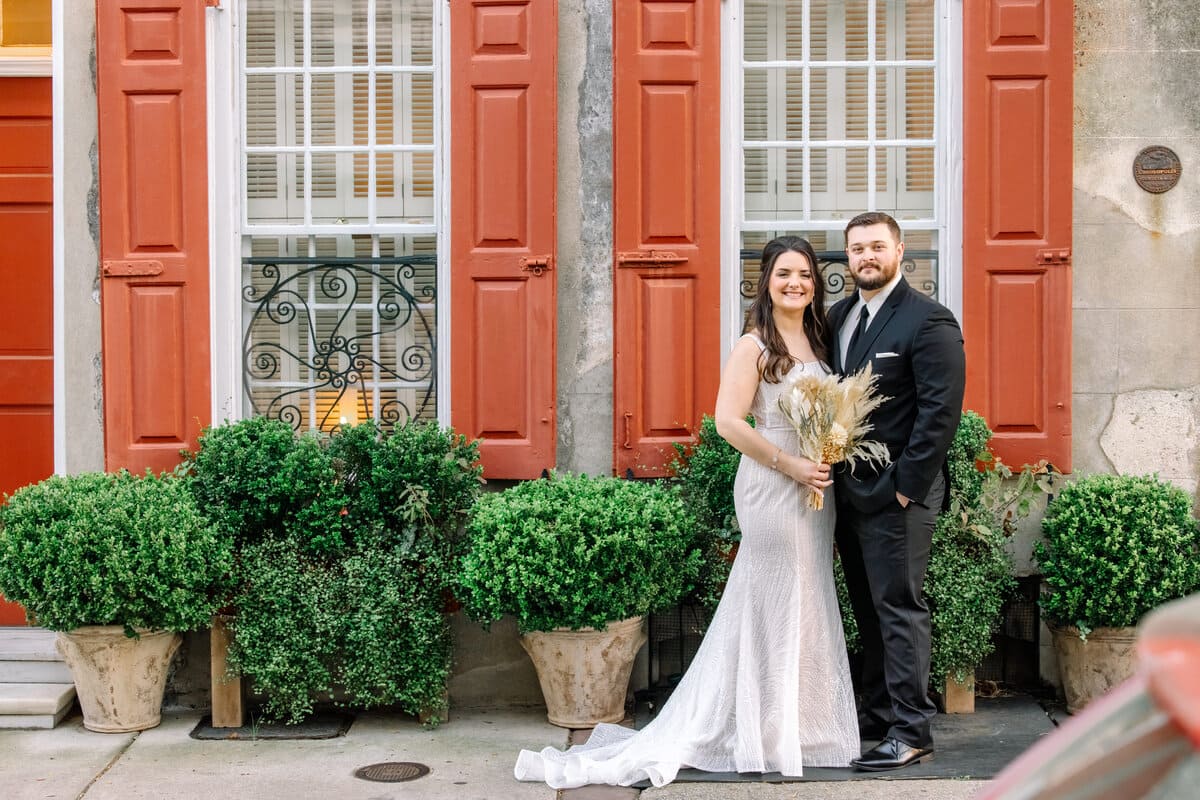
[514,236,860,788]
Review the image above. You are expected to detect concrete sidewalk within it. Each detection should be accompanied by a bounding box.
[0,707,987,800]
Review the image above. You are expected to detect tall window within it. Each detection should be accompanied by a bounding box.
[239,0,440,431]
[736,0,945,316]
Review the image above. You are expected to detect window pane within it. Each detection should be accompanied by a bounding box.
[741,1,939,221]
[242,1,440,432]
[244,0,436,226]
[242,235,438,431]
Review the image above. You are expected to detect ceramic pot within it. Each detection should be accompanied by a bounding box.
[57,626,181,733]
[520,615,647,728]
[1049,624,1137,713]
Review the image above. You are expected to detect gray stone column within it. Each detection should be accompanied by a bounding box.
[556,0,614,476]
[62,4,105,474]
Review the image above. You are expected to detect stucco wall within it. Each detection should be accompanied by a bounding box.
[1025,2,1200,689]
[556,0,615,476]
[1073,3,1200,501]
[62,5,104,474]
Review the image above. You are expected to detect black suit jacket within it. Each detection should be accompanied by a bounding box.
[828,277,966,513]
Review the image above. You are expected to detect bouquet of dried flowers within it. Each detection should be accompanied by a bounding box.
[777,364,892,510]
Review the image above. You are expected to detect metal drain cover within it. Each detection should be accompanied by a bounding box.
[354,762,431,783]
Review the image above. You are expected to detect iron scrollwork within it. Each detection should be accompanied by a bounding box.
[242,256,437,431]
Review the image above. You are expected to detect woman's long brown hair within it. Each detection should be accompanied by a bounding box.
[744,236,829,383]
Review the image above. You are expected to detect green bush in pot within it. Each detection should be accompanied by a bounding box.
[458,472,703,633]
[1034,472,1199,711]
[457,472,704,726]
[0,470,231,634]
[0,470,232,732]
[1035,473,1200,635]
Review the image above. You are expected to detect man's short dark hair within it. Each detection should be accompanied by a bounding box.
[844,211,902,244]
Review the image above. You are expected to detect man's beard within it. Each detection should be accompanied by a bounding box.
[853,260,897,291]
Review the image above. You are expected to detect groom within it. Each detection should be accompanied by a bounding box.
[828,212,965,771]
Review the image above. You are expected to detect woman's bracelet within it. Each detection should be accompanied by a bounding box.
[769,447,781,470]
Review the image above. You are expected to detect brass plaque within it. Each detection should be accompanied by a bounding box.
[1133,146,1182,194]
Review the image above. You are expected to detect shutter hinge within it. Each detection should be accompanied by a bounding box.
[206,0,222,8]
[615,250,688,267]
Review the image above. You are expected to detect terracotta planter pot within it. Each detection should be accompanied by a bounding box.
[943,670,975,714]
[57,626,182,733]
[1049,624,1137,713]
[520,615,647,728]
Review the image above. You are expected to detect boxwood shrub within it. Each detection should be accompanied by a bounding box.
[458,473,703,633]
[1035,472,1200,635]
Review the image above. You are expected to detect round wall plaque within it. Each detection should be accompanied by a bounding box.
[1132,146,1182,194]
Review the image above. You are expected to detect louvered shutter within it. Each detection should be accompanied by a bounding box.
[963,0,1073,471]
[96,0,211,473]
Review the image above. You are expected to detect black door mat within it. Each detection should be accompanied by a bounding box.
[190,711,354,740]
[629,695,1052,785]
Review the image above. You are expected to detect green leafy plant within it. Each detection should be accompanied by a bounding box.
[188,419,482,725]
[1035,473,1200,637]
[458,473,703,633]
[183,415,348,554]
[926,411,1060,684]
[669,415,741,610]
[0,471,231,635]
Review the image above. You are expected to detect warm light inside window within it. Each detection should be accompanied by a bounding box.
[0,0,52,47]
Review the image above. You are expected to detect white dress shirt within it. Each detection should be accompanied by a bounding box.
[839,267,904,367]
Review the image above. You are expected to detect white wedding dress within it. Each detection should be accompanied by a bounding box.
[514,351,860,788]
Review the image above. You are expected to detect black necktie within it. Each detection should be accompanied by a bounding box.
[846,306,869,365]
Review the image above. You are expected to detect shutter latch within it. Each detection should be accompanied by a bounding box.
[519,255,554,276]
[1035,248,1071,265]
[102,260,164,277]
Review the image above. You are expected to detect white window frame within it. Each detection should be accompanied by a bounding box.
[721,0,963,354]
[207,0,450,427]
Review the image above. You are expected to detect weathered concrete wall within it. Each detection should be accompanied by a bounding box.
[1031,2,1200,690]
[556,0,614,476]
[63,4,105,474]
[1073,3,1200,501]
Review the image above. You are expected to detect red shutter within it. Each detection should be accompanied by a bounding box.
[613,0,721,477]
[0,77,53,625]
[963,0,1072,472]
[96,0,211,474]
[450,0,557,479]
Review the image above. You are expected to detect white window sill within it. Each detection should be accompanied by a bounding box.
[0,47,52,76]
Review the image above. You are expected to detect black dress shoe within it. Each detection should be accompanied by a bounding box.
[851,736,933,771]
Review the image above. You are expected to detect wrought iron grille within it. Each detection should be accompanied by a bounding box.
[739,248,940,303]
[242,256,437,431]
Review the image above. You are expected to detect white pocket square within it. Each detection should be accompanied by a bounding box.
[874,351,900,358]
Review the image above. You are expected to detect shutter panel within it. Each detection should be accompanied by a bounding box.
[450,0,557,478]
[96,0,211,472]
[963,0,1072,471]
[613,0,721,476]
[0,77,53,626]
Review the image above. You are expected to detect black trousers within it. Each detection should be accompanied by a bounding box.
[835,471,944,749]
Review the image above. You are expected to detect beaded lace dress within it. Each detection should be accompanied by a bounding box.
[514,343,860,788]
